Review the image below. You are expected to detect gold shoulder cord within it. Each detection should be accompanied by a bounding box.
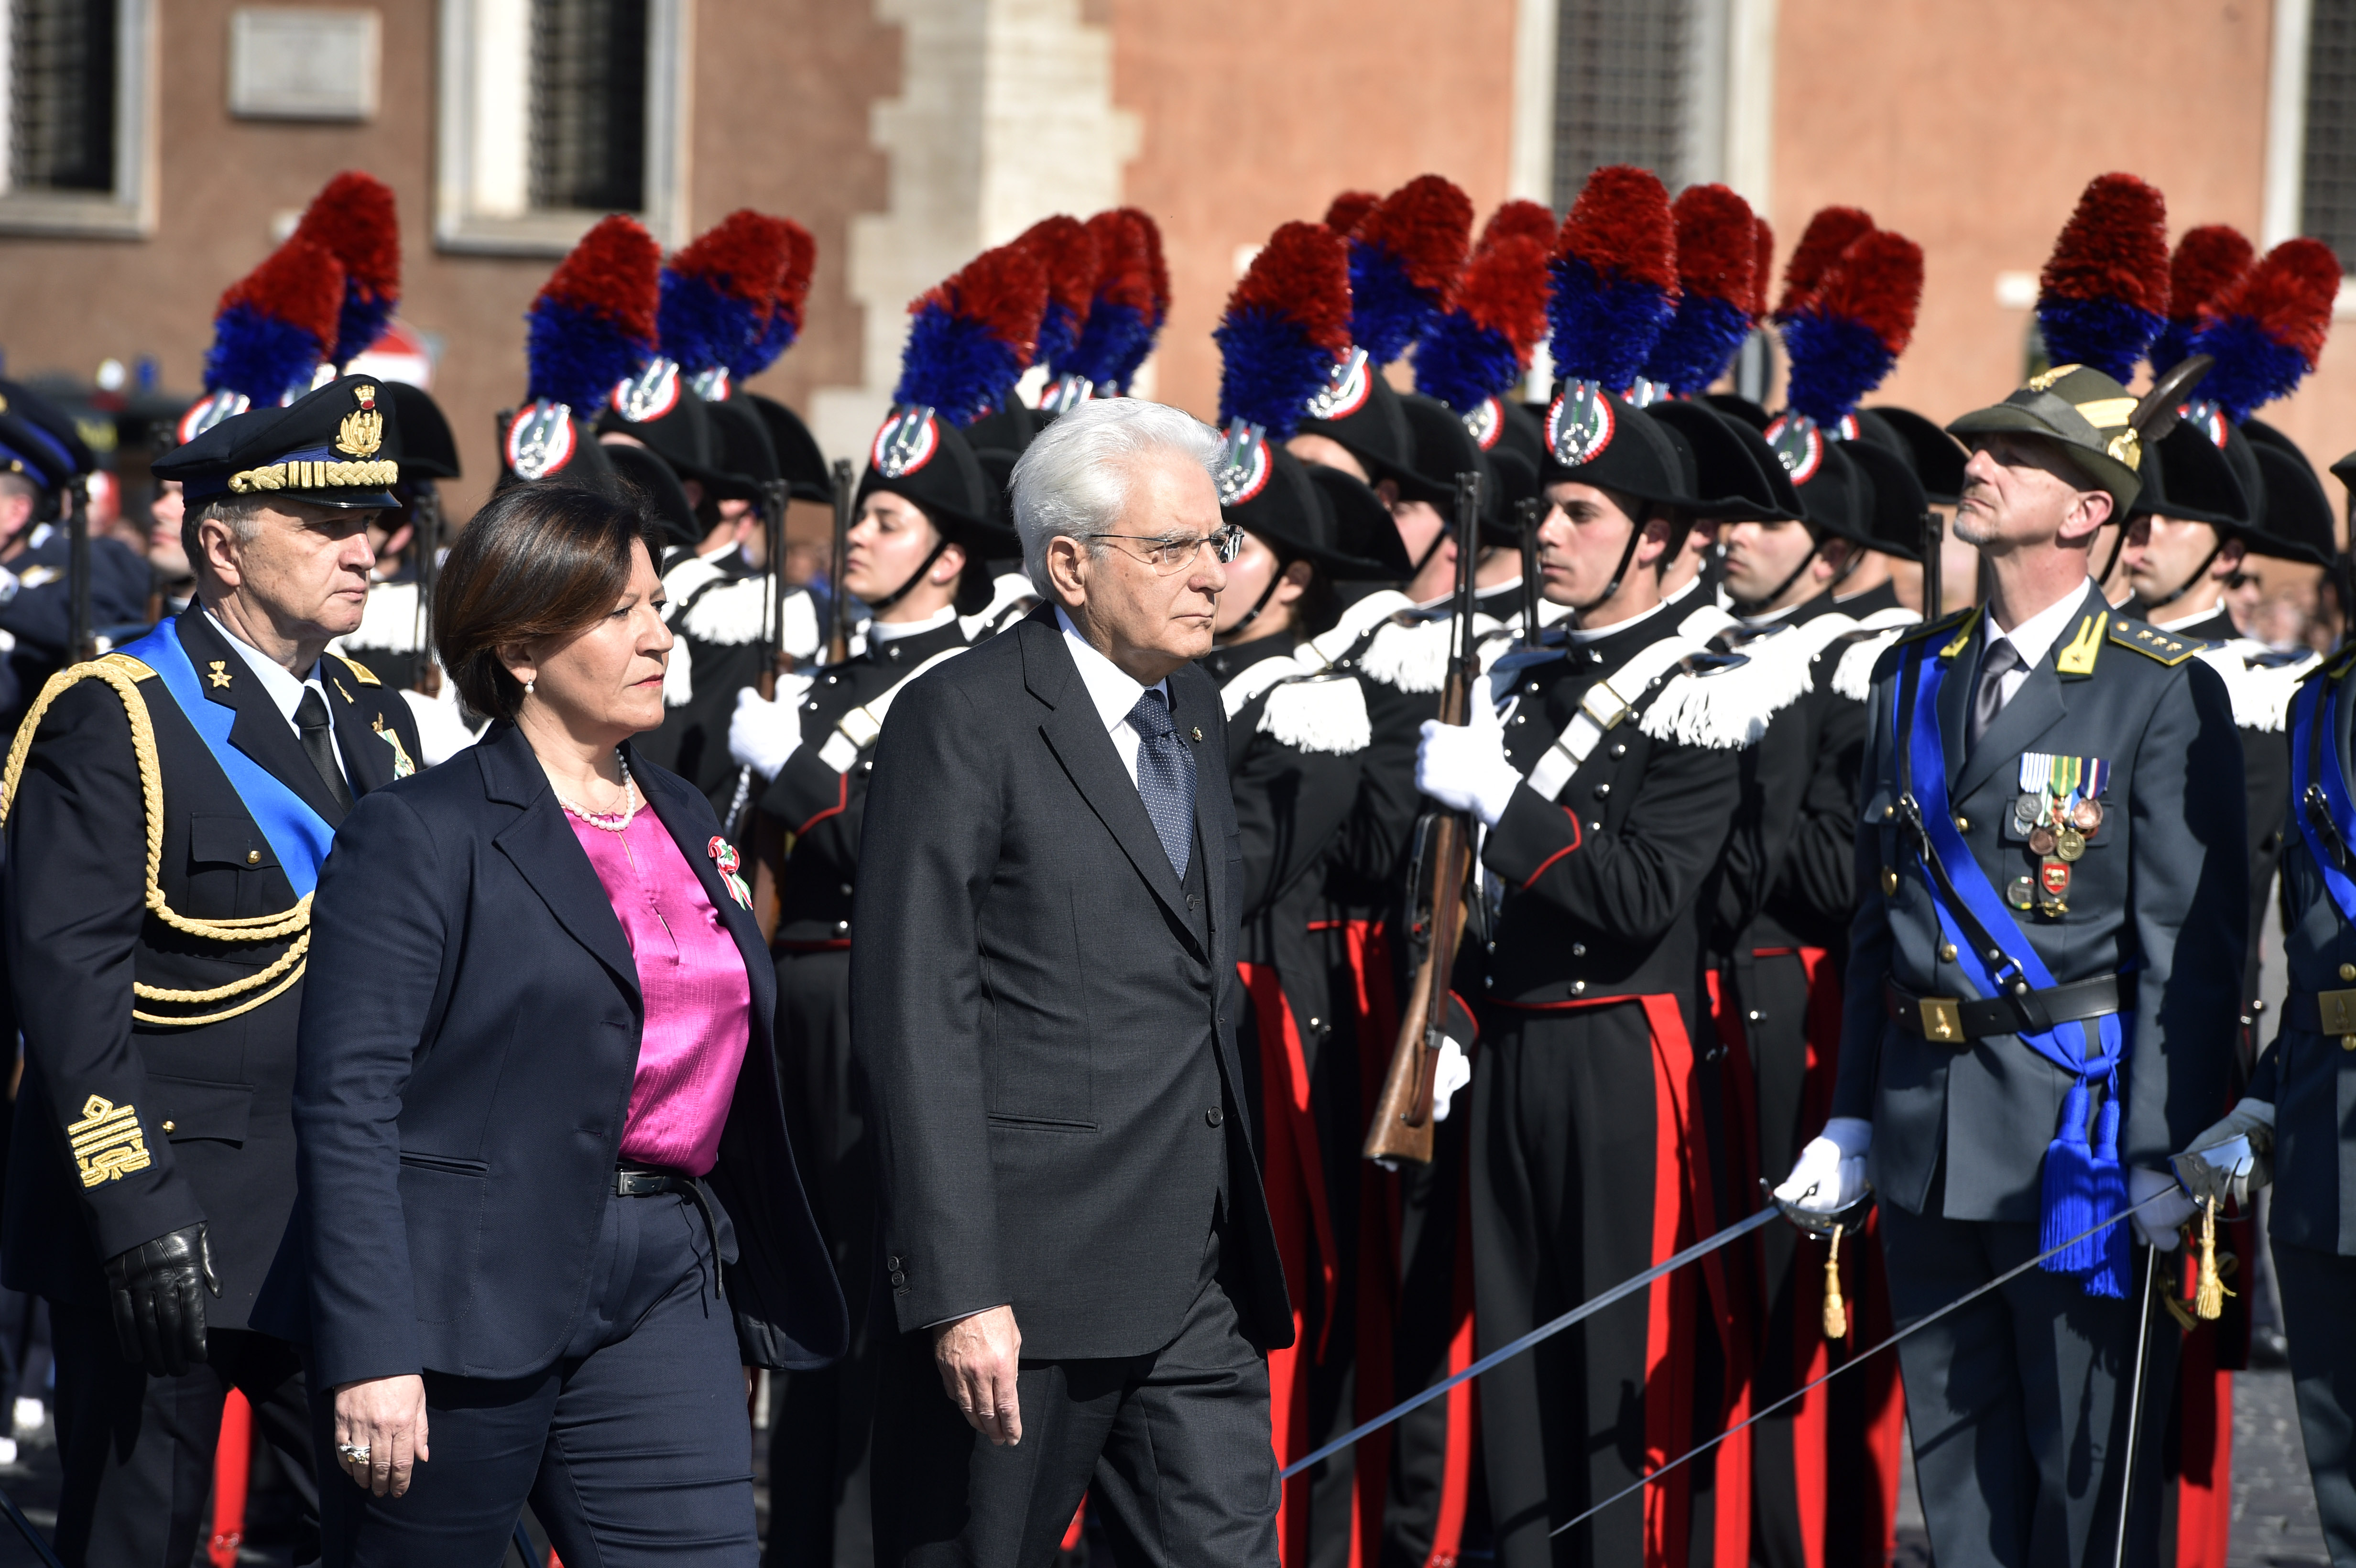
[0,656,311,1027]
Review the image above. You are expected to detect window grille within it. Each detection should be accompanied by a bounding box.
[2307,0,2356,267]
[1551,0,1692,208]
[10,0,114,194]
[529,0,646,213]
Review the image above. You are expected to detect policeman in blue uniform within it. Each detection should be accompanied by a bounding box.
[0,374,423,1566]
[1779,363,2248,1566]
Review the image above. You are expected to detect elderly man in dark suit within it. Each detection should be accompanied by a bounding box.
[853,396,1292,1565]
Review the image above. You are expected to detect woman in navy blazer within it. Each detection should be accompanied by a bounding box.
[262,483,845,1565]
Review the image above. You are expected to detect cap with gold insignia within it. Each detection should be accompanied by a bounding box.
[154,374,403,512]
[1945,363,2149,513]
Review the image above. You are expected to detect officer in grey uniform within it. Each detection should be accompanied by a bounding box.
[1779,363,2248,1567]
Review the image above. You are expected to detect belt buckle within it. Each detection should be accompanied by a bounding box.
[1918,996,1963,1043]
[2320,988,2356,1035]
[1579,683,1628,731]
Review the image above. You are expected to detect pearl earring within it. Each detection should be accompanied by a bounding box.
[524,679,535,695]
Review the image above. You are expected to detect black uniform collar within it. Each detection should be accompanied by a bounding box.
[1833,578,1903,618]
[1561,598,1687,672]
[1199,634,1298,687]
[2149,605,2238,644]
[862,613,968,669]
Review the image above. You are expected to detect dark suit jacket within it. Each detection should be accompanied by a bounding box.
[851,606,1291,1360]
[2,607,422,1327]
[253,721,846,1387]
[1834,587,2247,1220]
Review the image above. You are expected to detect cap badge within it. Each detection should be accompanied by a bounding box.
[353,383,376,411]
[1625,377,1666,409]
[505,399,578,480]
[2026,363,2083,393]
[1039,374,1093,414]
[1763,411,1824,484]
[1461,396,1503,452]
[1547,379,1616,466]
[177,390,251,446]
[335,404,384,460]
[2105,428,2141,471]
[688,366,731,402]
[873,405,940,478]
[2179,397,2229,450]
[1302,347,1373,423]
[611,358,682,424]
[1214,420,1271,506]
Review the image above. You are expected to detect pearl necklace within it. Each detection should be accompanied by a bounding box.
[557,752,640,833]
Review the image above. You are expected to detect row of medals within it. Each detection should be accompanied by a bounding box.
[2007,784,2103,916]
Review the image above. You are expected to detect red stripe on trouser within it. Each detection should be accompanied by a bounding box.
[208,1390,251,1568]
[1347,920,1399,1565]
[1060,1497,1087,1554]
[2174,1327,2233,1567]
[1240,963,1342,1568]
[1423,1171,1477,1568]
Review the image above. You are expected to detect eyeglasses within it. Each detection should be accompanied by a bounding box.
[1083,524,1244,575]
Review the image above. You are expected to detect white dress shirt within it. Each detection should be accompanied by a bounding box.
[206,610,349,784]
[1980,580,2096,711]
[1055,605,1168,789]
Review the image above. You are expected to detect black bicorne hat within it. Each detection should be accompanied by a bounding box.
[1858,406,1966,506]
[2128,423,2251,530]
[1223,442,1409,580]
[383,382,461,482]
[1842,435,1929,563]
[1296,373,1448,504]
[1699,392,1771,432]
[856,405,1021,560]
[498,403,619,494]
[604,440,703,553]
[156,375,402,511]
[1540,384,1697,512]
[1399,394,1504,526]
[707,398,781,491]
[742,392,836,504]
[2247,436,2338,567]
[1646,398,1800,522]
[595,361,734,493]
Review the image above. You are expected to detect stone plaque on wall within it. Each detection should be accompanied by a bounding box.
[228,8,382,121]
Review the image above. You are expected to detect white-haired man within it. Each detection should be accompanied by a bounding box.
[853,397,1292,1564]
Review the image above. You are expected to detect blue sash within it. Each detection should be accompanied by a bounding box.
[117,620,336,897]
[2290,674,2356,927]
[1896,632,2128,1296]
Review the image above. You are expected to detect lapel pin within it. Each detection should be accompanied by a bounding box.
[206,661,232,689]
[1190,725,1203,742]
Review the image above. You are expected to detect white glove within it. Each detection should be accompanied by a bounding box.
[1775,1116,1872,1214]
[1416,691,1520,828]
[1429,1035,1472,1122]
[2129,1164,2200,1250]
[729,686,803,779]
[2173,1096,2276,1210]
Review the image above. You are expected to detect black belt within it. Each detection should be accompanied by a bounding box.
[613,1164,724,1299]
[2284,988,2356,1035]
[1885,975,2123,1046]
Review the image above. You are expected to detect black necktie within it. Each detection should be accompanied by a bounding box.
[294,686,354,814]
[1126,688,1197,880]
[1968,640,2020,751]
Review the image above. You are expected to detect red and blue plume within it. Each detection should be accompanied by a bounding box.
[894,243,1049,421]
[2150,225,2255,374]
[1773,207,1873,321]
[1019,215,1100,375]
[1752,218,1774,317]
[1642,184,1758,395]
[2186,236,2342,422]
[2032,174,2169,383]
[1059,209,1156,388]
[1547,165,1679,391]
[524,214,661,409]
[1479,198,1558,252]
[1324,190,1381,237]
[1108,207,1171,391]
[1414,224,1549,413]
[1778,229,1922,426]
[290,172,399,370]
[659,210,794,378]
[204,237,345,403]
[732,219,815,380]
[1347,174,1473,366]
[1215,221,1352,438]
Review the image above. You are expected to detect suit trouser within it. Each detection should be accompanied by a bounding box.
[871,1219,1278,1568]
[2271,1238,2356,1565]
[315,1186,753,1568]
[1877,1199,2176,1568]
[50,1306,318,1567]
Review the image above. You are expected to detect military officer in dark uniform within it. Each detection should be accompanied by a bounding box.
[724,404,1014,1568]
[1416,390,1748,1567]
[1780,364,2247,1566]
[0,375,424,1566]
[0,394,148,735]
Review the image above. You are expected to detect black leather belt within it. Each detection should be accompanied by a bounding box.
[613,1164,724,1299]
[2284,988,2356,1035]
[1885,975,2123,1046]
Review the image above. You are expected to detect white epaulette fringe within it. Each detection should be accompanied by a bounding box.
[1830,608,1925,701]
[2191,639,2320,732]
[1357,608,1505,693]
[1217,652,1371,755]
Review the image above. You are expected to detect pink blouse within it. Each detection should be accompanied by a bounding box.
[567,808,751,1175]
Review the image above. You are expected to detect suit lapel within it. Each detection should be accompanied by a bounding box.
[1172,668,1227,969]
[638,751,775,1030]
[1955,587,2105,803]
[1022,614,1193,929]
[323,662,399,797]
[478,726,641,999]
[177,609,349,826]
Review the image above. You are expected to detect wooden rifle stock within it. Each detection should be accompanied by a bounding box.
[1365,471,1484,1166]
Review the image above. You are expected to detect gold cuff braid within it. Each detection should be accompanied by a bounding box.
[1,657,312,1027]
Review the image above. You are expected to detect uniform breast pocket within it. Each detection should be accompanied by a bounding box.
[145,1074,253,1147]
[185,815,281,925]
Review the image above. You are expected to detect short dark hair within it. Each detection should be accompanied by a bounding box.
[435,483,652,722]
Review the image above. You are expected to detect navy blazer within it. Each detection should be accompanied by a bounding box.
[253,723,846,1388]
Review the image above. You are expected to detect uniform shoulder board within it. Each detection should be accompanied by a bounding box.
[330,652,382,686]
[2105,615,2202,666]
[2191,638,2322,732]
[99,651,157,682]
[1895,603,1976,650]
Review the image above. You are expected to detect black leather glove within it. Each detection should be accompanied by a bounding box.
[103,1223,218,1376]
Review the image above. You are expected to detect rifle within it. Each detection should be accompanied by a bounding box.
[825,458,854,664]
[67,481,93,662]
[749,474,799,943]
[1516,496,1542,644]
[1364,470,1484,1166]
[410,483,444,697]
[1919,503,1942,621]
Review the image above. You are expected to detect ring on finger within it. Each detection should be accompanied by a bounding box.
[337,1442,371,1463]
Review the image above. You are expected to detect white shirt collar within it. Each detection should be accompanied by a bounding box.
[1055,605,1168,731]
[2149,603,2223,634]
[1568,597,1669,644]
[205,608,322,723]
[870,605,958,644]
[1985,580,2096,672]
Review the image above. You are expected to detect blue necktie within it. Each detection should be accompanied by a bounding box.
[1127,688,1196,880]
